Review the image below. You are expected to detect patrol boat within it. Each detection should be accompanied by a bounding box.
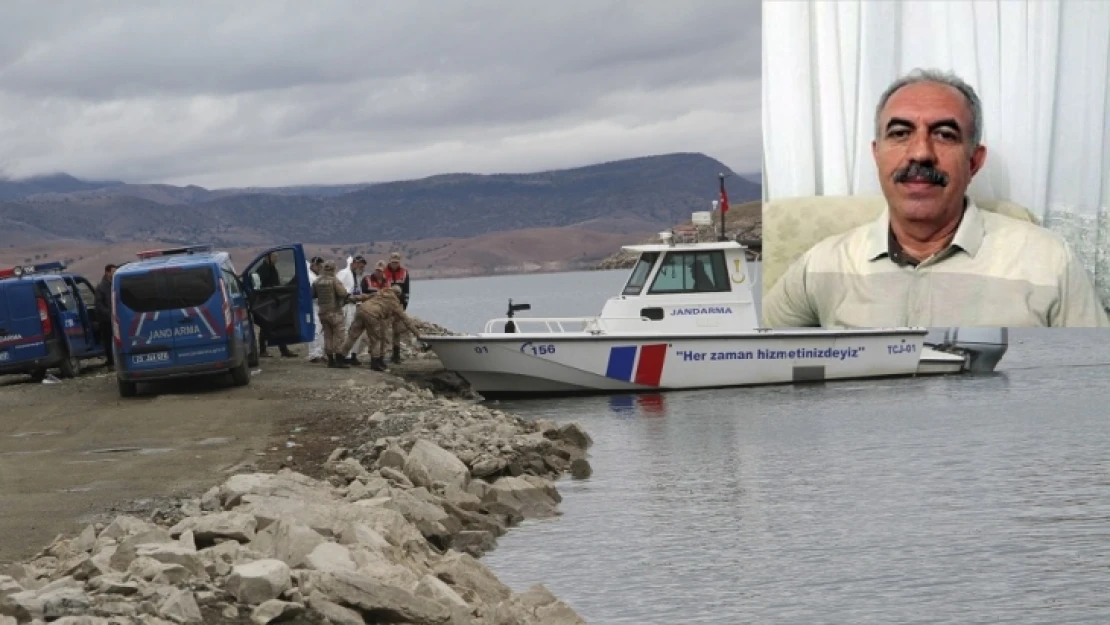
[421,184,1009,398]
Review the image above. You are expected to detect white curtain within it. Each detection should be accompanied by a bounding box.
[763,0,1110,304]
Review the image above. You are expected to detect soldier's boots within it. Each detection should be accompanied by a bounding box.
[370,357,388,372]
[391,346,403,364]
[348,354,362,366]
[327,354,350,369]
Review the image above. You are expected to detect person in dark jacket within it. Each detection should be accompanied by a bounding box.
[94,264,118,368]
[257,252,281,288]
[255,252,295,358]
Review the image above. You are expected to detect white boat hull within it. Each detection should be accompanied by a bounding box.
[423,328,971,397]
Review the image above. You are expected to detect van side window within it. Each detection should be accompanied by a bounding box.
[221,270,241,296]
[246,249,297,290]
[647,251,731,294]
[44,279,77,311]
[74,281,96,308]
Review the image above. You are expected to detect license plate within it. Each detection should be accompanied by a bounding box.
[131,352,169,364]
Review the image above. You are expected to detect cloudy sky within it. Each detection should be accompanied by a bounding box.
[0,0,760,189]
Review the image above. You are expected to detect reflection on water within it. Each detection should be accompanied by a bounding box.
[479,328,1110,625]
[607,393,668,417]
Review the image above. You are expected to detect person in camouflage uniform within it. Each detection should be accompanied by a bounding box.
[311,261,351,369]
[338,285,420,371]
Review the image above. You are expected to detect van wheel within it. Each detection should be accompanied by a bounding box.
[246,330,260,368]
[118,378,137,397]
[231,359,250,387]
[58,349,81,379]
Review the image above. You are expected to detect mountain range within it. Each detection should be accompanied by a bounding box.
[0,153,761,278]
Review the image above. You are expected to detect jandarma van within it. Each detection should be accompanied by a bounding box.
[762,68,1109,328]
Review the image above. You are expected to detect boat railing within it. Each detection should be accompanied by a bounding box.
[482,315,648,334]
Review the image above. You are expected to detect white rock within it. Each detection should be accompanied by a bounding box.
[72,526,97,553]
[337,523,391,551]
[134,543,205,579]
[485,476,561,519]
[304,542,356,573]
[98,516,158,541]
[39,586,89,620]
[177,530,197,551]
[306,591,365,625]
[0,575,23,599]
[501,584,589,625]
[349,548,420,589]
[39,617,110,625]
[250,599,304,624]
[414,574,470,610]
[169,512,257,545]
[266,520,327,569]
[317,570,449,624]
[127,557,190,586]
[227,559,291,605]
[221,472,333,509]
[403,439,470,490]
[433,551,513,607]
[157,589,203,624]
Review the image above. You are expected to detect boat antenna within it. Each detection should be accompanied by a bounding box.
[718,173,730,242]
[504,298,531,333]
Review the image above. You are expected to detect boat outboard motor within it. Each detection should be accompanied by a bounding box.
[504,299,531,333]
[927,327,1009,373]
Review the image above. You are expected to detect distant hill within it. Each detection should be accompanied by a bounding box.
[0,153,759,245]
[0,153,761,277]
[0,173,124,200]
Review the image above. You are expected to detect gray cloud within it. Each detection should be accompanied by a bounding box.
[0,0,761,188]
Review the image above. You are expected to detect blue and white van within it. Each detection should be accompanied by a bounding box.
[112,244,315,397]
[0,261,107,381]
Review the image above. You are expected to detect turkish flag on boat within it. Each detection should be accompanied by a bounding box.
[719,176,729,215]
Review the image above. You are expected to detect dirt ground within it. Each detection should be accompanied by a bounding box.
[0,349,458,567]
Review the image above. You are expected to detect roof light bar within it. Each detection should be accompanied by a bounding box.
[136,244,213,260]
[0,261,66,278]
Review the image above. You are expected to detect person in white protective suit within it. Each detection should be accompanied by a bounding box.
[306,256,326,363]
[335,255,369,365]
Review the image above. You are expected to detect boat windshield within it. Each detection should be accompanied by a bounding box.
[622,252,658,295]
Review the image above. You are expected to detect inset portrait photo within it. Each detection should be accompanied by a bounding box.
[761,0,1110,328]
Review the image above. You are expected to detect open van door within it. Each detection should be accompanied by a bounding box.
[241,244,316,344]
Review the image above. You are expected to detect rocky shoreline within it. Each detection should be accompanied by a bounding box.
[0,320,593,625]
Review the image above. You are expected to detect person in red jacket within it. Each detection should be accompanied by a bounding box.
[360,260,391,295]
[384,252,410,310]
[384,252,412,363]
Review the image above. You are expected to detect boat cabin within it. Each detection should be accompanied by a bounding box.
[595,228,759,333]
[483,219,760,336]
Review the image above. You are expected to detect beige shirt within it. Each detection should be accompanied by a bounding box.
[763,199,1110,328]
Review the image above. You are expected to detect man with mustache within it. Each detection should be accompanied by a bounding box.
[763,68,1108,328]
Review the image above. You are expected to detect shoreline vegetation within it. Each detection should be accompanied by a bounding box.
[0,319,593,625]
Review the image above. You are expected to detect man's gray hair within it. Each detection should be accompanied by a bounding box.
[874,68,984,149]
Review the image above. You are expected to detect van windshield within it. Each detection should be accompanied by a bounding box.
[118,268,216,312]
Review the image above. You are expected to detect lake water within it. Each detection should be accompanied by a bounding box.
[410,270,1110,625]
